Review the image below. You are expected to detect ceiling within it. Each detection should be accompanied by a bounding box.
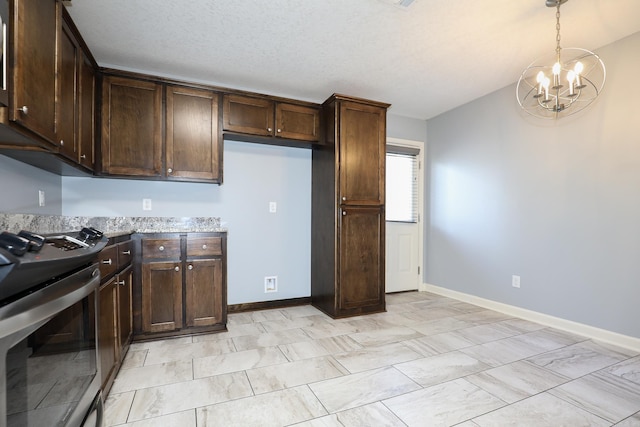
[65,0,640,120]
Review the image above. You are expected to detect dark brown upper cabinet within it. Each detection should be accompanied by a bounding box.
[10,0,58,144]
[223,94,320,143]
[100,75,163,177]
[166,86,221,182]
[338,101,386,206]
[78,52,96,170]
[58,14,79,161]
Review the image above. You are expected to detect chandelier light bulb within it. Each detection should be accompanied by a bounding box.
[552,62,562,89]
[574,61,586,89]
[567,70,577,97]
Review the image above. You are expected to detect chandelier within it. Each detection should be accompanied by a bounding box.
[516,0,606,119]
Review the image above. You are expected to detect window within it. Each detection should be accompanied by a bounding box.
[386,146,419,223]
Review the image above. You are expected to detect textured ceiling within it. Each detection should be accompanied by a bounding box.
[65,0,640,120]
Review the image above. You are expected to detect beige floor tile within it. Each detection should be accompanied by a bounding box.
[309,366,420,413]
[466,360,569,403]
[348,326,424,347]
[128,372,253,422]
[142,338,236,365]
[104,391,134,426]
[197,385,327,427]
[383,378,505,426]
[527,340,632,378]
[120,410,196,427]
[193,346,288,378]
[232,328,312,351]
[279,339,331,361]
[395,351,491,387]
[472,392,610,426]
[293,402,405,427]
[333,342,422,373]
[548,371,640,423]
[110,360,193,394]
[246,355,348,394]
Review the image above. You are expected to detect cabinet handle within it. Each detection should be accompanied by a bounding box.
[60,140,64,146]
[342,211,346,216]
[18,106,28,115]
[80,154,87,159]
[277,128,282,133]
[188,264,193,270]
[117,280,126,286]
[174,266,180,272]
[202,244,207,250]
[267,127,272,132]
[159,245,165,251]
[167,168,173,174]
[102,259,112,265]
[122,250,131,255]
[342,196,346,201]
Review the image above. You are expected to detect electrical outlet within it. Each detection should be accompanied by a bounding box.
[269,201,277,213]
[38,190,45,207]
[512,275,521,288]
[142,198,152,211]
[264,276,278,293]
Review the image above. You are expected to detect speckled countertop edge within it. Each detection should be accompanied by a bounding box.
[0,214,226,235]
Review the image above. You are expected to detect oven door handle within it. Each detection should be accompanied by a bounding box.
[0,265,101,341]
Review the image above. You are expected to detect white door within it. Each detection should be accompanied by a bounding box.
[385,140,423,293]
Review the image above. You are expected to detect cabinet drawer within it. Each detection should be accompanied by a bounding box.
[187,237,222,257]
[142,239,181,259]
[118,240,133,267]
[99,245,118,279]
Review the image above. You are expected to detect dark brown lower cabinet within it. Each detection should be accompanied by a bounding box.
[97,235,133,394]
[134,232,227,340]
[338,207,385,312]
[185,258,224,327]
[141,260,183,333]
[98,277,117,392]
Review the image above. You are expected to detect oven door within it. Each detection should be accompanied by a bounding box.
[0,263,103,427]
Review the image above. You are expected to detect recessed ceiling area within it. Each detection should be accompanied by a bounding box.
[65,0,640,120]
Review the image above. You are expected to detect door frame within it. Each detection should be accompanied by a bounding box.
[386,137,425,292]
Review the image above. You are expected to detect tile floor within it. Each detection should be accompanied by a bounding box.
[104,292,640,426]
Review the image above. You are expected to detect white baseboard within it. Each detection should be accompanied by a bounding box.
[421,283,640,353]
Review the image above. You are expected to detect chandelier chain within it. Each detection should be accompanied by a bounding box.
[555,3,561,61]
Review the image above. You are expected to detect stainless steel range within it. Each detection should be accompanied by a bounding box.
[0,227,108,427]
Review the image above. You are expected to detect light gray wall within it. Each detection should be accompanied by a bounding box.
[426,32,640,338]
[62,140,311,305]
[388,113,427,143]
[0,154,62,214]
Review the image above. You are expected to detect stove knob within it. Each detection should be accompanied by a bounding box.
[17,230,45,252]
[0,232,30,256]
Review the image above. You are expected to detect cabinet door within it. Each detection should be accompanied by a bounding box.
[98,277,118,391]
[338,207,385,313]
[11,0,58,143]
[166,86,220,181]
[101,76,162,176]
[142,261,183,333]
[338,101,386,205]
[78,53,95,169]
[185,258,223,327]
[222,94,273,137]
[117,266,133,353]
[275,103,320,142]
[57,18,78,159]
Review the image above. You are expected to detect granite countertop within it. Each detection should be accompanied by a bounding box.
[0,214,227,235]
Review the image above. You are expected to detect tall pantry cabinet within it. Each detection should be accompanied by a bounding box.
[311,94,390,318]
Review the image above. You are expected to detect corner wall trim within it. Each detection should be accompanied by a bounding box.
[421,283,640,353]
